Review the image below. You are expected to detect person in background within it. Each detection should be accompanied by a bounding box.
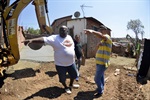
[22,25,79,94]
[84,26,112,98]
[74,34,84,82]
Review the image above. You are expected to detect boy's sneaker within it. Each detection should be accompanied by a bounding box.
[73,84,80,88]
[65,88,72,94]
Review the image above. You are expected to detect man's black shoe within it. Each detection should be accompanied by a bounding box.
[93,92,103,98]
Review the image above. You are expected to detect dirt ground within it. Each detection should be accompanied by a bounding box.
[0,56,150,100]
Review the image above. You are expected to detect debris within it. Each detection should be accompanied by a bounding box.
[127,73,136,77]
[123,65,137,71]
[111,53,118,58]
[114,69,120,76]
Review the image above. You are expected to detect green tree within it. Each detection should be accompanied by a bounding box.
[127,19,144,41]
[27,27,40,35]
[127,19,144,59]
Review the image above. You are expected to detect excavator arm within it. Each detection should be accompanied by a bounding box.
[0,0,52,77]
[32,0,52,34]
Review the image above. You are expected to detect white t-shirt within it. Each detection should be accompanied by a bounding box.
[43,35,75,66]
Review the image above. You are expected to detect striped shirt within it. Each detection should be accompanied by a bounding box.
[95,34,112,67]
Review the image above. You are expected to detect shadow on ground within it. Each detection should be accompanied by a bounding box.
[0,72,8,88]
[74,90,96,100]
[45,71,57,77]
[24,86,65,100]
[10,68,40,80]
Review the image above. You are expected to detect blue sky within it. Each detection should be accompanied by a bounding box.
[10,0,150,38]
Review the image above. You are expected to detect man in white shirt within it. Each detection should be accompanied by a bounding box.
[22,25,78,94]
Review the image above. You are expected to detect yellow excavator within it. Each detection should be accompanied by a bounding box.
[125,34,141,58]
[0,0,53,77]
